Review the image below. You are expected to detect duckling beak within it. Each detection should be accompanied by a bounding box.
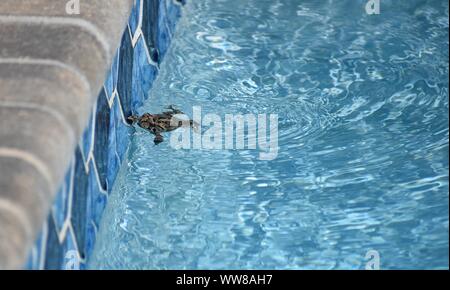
[127,115,138,124]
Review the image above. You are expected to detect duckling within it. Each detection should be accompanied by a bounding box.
[128,105,198,144]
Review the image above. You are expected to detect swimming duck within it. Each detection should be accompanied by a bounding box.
[128,105,198,144]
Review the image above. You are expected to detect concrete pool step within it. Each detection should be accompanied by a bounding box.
[0,0,133,269]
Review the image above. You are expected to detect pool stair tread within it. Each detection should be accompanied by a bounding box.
[0,0,133,269]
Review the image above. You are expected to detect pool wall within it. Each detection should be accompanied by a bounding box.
[26,0,184,269]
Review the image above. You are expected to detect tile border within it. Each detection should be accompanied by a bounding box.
[27,0,184,270]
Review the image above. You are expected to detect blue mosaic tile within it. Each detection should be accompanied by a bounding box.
[166,0,182,35]
[157,0,171,59]
[105,51,120,100]
[142,0,161,63]
[112,100,130,163]
[44,216,64,270]
[70,146,89,260]
[83,156,107,261]
[112,50,120,93]
[93,90,110,191]
[129,0,142,37]
[85,221,97,264]
[52,184,66,231]
[52,160,73,232]
[81,110,94,159]
[132,37,158,111]
[104,71,114,100]
[79,262,88,270]
[117,29,134,118]
[88,160,107,228]
[106,101,120,191]
[62,227,82,270]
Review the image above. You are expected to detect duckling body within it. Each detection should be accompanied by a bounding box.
[128,106,197,144]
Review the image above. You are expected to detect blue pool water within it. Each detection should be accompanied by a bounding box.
[90,0,449,269]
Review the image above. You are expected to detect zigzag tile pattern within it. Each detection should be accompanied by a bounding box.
[25,0,184,270]
[0,0,133,269]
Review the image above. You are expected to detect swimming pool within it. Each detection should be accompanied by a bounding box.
[89,0,449,269]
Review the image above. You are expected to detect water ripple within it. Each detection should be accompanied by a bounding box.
[90,0,449,269]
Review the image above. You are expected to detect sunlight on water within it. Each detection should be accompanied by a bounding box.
[90,0,449,269]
